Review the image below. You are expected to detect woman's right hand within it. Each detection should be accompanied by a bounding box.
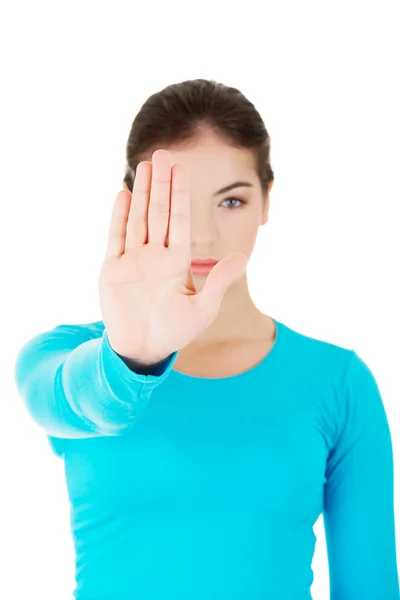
[98,149,248,366]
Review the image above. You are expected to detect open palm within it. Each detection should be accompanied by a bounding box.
[98,149,248,365]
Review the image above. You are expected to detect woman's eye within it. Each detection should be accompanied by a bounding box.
[220,197,246,209]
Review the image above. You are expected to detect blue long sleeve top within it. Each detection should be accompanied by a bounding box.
[14,317,399,599]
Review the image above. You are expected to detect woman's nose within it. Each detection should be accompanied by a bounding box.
[190,208,217,244]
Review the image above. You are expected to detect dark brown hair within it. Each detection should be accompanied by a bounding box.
[123,78,274,201]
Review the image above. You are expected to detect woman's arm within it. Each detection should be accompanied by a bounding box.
[323,350,399,599]
[14,322,178,439]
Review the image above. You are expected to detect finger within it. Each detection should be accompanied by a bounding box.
[125,161,152,253]
[195,253,249,321]
[167,163,191,252]
[147,150,172,246]
[104,190,132,260]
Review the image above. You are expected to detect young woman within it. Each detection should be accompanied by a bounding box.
[14,79,399,599]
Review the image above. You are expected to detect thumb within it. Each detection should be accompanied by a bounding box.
[195,252,249,321]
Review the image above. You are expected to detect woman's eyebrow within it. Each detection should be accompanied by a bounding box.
[213,181,254,196]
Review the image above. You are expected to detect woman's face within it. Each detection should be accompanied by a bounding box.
[124,129,272,290]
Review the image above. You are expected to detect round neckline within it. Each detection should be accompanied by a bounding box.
[170,317,284,383]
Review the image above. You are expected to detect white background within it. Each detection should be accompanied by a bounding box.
[1,1,399,598]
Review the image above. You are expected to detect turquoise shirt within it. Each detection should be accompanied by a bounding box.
[14,318,399,599]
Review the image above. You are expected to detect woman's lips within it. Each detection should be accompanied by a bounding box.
[191,260,218,275]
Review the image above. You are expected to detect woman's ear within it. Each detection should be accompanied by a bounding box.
[261,196,270,226]
[122,181,129,191]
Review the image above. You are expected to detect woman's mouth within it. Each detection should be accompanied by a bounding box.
[191,258,218,275]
